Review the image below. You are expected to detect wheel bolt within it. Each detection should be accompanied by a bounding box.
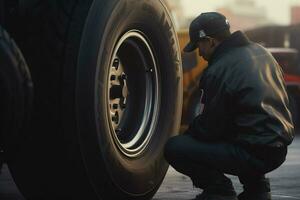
[121,73,127,80]
[112,112,119,123]
[113,104,118,109]
[146,68,153,73]
[121,99,127,109]
[111,75,116,81]
[113,58,119,70]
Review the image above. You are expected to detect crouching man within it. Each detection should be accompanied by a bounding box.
[164,12,294,200]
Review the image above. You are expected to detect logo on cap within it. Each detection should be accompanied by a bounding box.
[225,19,229,26]
[199,30,206,38]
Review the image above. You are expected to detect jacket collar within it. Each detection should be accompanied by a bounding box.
[208,31,251,65]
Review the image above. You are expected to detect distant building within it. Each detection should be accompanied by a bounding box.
[217,0,272,31]
[291,6,300,25]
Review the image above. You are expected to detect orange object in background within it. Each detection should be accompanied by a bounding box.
[177,30,207,132]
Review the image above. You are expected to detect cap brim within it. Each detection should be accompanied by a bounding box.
[183,42,197,52]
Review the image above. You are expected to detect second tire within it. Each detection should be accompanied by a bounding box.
[6,1,183,200]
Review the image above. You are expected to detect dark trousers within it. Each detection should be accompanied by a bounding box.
[164,134,287,195]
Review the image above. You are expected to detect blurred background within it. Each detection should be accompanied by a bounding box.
[164,0,300,31]
[163,0,300,132]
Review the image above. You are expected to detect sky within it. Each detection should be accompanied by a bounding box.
[181,0,300,25]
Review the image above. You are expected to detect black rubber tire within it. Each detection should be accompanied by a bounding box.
[0,25,32,160]
[6,0,182,199]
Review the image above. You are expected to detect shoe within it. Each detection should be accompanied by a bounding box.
[191,191,238,200]
[238,191,271,200]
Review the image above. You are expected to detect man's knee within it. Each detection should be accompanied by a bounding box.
[164,135,183,164]
[164,136,178,163]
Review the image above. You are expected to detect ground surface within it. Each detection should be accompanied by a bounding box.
[0,137,299,200]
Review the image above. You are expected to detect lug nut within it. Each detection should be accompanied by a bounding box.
[111,75,116,81]
[121,73,127,80]
[146,68,153,73]
[113,58,119,70]
[112,112,119,124]
[121,99,127,109]
[113,104,118,109]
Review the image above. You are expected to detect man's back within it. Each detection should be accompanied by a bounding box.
[188,31,294,146]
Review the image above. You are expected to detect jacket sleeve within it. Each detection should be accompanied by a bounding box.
[184,74,219,141]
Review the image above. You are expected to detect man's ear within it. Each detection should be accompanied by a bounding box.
[211,38,219,48]
[209,38,216,47]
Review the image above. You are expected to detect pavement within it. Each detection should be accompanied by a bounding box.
[0,136,299,200]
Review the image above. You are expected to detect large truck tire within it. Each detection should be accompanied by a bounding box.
[6,0,182,199]
[0,25,32,161]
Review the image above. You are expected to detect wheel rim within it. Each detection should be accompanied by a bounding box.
[106,30,160,157]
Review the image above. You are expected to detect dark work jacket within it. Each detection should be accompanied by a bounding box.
[186,31,294,146]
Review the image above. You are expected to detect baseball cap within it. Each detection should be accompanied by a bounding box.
[183,12,230,52]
